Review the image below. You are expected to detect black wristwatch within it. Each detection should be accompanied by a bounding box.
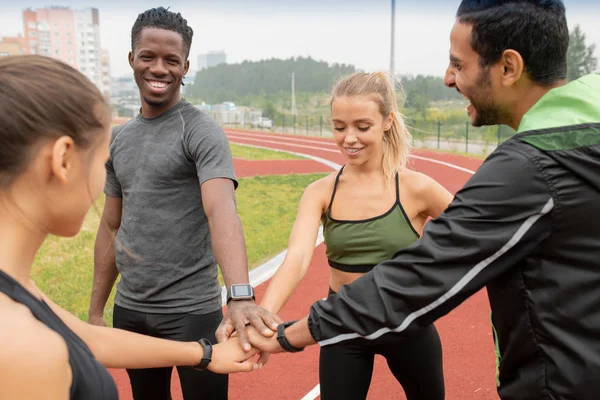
[193,338,213,370]
[276,320,305,353]
[227,284,255,303]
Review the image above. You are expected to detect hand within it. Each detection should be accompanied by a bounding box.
[88,312,107,327]
[246,325,285,354]
[216,300,282,351]
[208,337,260,374]
[257,351,271,367]
[229,330,271,366]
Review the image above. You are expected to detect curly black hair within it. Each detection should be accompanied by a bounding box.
[131,7,194,59]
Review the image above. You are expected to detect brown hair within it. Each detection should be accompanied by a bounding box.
[0,55,108,189]
[330,71,412,186]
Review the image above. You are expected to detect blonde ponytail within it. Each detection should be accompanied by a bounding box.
[382,110,412,185]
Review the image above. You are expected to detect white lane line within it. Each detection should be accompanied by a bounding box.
[228,134,340,153]
[227,133,476,175]
[227,137,475,400]
[220,142,340,305]
[227,130,337,147]
[300,384,321,400]
[220,226,325,305]
[231,142,342,172]
[410,155,476,174]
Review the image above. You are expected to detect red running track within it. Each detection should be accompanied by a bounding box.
[232,158,330,177]
[109,130,500,400]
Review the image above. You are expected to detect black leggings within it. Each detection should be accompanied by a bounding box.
[319,288,445,400]
[113,305,227,400]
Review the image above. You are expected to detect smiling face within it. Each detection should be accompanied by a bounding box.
[444,21,505,127]
[331,95,392,167]
[129,27,189,118]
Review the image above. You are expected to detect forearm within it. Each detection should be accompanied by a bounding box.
[87,326,202,369]
[41,291,202,370]
[285,317,317,349]
[306,148,554,345]
[260,253,307,314]
[89,226,119,315]
[209,204,249,288]
[306,216,526,345]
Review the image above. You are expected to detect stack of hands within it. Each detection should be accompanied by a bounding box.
[209,301,294,374]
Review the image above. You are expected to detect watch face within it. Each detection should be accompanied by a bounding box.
[232,285,252,297]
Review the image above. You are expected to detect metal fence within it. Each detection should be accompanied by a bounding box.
[408,118,516,157]
[213,112,516,158]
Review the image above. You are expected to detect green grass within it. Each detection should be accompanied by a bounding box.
[32,198,109,322]
[235,173,327,268]
[229,143,305,160]
[31,172,327,322]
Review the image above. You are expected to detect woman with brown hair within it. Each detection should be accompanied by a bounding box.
[0,55,258,400]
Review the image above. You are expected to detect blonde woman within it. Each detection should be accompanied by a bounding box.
[260,72,452,399]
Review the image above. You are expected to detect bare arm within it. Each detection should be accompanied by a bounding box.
[249,148,554,353]
[88,196,122,325]
[201,178,249,290]
[40,291,258,373]
[260,181,326,314]
[202,178,279,350]
[419,175,454,219]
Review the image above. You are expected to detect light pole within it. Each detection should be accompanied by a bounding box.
[390,0,396,89]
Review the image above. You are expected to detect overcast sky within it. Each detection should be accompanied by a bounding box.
[0,0,598,78]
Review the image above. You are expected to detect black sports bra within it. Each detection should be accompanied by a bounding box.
[0,270,118,399]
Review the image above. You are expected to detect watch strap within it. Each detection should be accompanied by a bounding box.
[276,320,305,353]
[194,338,213,370]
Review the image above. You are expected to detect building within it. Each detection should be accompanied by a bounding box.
[74,8,103,94]
[19,6,107,93]
[110,75,138,99]
[197,50,227,70]
[100,48,111,99]
[0,41,23,56]
[0,35,27,56]
[23,7,77,65]
[109,75,139,117]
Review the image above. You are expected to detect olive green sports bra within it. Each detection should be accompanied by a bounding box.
[323,166,420,273]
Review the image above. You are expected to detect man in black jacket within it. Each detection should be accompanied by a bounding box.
[249,1,600,399]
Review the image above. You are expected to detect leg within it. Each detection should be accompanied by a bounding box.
[379,324,445,400]
[319,341,375,400]
[151,309,228,400]
[113,305,173,400]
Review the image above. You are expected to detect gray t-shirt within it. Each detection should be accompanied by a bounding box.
[104,100,237,314]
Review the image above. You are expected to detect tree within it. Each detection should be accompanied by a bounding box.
[262,101,278,120]
[567,25,598,81]
[187,57,355,103]
[406,92,430,120]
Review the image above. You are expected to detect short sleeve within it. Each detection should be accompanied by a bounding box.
[183,113,238,189]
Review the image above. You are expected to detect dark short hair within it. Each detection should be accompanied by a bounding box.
[456,0,568,85]
[131,7,193,59]
[0,55,107,188]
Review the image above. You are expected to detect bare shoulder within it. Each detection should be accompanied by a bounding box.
[399,169,453,218]
[0,294,71,399]
[302,170,339,204]
[398,169,441,197]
